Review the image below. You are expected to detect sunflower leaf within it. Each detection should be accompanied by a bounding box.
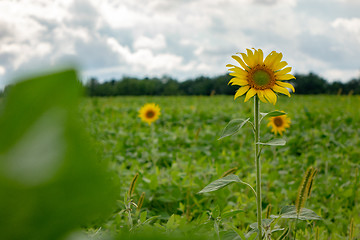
[270,206,321,221]
[198,174,249,194]
[257,139,286,146]
[260,111,286,121]
[218,118,250,140]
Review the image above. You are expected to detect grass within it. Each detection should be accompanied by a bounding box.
[80,95,359,239]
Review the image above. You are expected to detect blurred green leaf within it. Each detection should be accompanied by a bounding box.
[166,214,178,230]
[212,205,220,219]
[0,69,120,240]
[221,210,244,219]
[222,230,244,240]
[140,211,147,223]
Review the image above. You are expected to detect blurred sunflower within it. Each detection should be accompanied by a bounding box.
[139,103,161,125]
[227,48,295,105]
[267,114,290,135]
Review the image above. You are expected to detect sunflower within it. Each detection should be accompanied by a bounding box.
[227,48,295,105]
[267,114,290,135]
[139,103,161,125]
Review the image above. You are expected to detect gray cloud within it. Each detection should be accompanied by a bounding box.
[0,0,359,88]
[67,0,99,26]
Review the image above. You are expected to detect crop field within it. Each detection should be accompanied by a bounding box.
[80,95,359,239]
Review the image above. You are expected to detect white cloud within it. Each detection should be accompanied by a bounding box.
[107,37,189,74]
[332,18,360,36]
[0,66,5,76]
[99,3,147,29]
[133,34,167,50]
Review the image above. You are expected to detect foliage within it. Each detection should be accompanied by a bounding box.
[0,69,359,239]
[79,95,359,239]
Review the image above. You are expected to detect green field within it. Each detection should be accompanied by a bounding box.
[80,95,359,239]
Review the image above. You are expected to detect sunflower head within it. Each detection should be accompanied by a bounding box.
[227,48,295,105]
[139,103,161,125]
[267,114,291,135]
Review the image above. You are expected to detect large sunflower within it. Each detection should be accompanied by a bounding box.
[267,114,290,135]
[227,48,295,105]
[139,103,161,125]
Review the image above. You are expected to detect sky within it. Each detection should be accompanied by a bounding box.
[0,0,359,89]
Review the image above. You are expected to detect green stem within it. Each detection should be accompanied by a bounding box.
[254,95,263,239]
[294,218,298,240]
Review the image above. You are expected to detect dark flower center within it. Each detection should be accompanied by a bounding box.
[274,117,283,127]
[146,110,155,118]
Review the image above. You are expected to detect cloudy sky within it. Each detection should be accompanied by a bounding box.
[0,0,359,88]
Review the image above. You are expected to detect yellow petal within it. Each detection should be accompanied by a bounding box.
[275,67,292,76]
[229,72,247,78]
[229,78,248,86]
[252,48,263,65]
[257,49,264,64]
[257,90,268,103]
[273,61,288,71]
[264,51,276,65]
[244,88,257,102]
[264,89,277,105]
[277,74,295,80]
[240,53,252,68]
[230,66,248,75]
[276,81,295,92]
[246,49,255,67]
[234,86,250,100]
[272,85,290,97]
[231,55,248,70]
[268,52,283,69]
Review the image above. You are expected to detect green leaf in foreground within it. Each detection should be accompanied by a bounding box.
[218,118,250,140]
[270,206,321,221]
[257,138,286,146]
[0,69,120,240]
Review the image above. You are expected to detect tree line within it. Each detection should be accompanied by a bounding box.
[85,72,360,96]
[1,72,359,97]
